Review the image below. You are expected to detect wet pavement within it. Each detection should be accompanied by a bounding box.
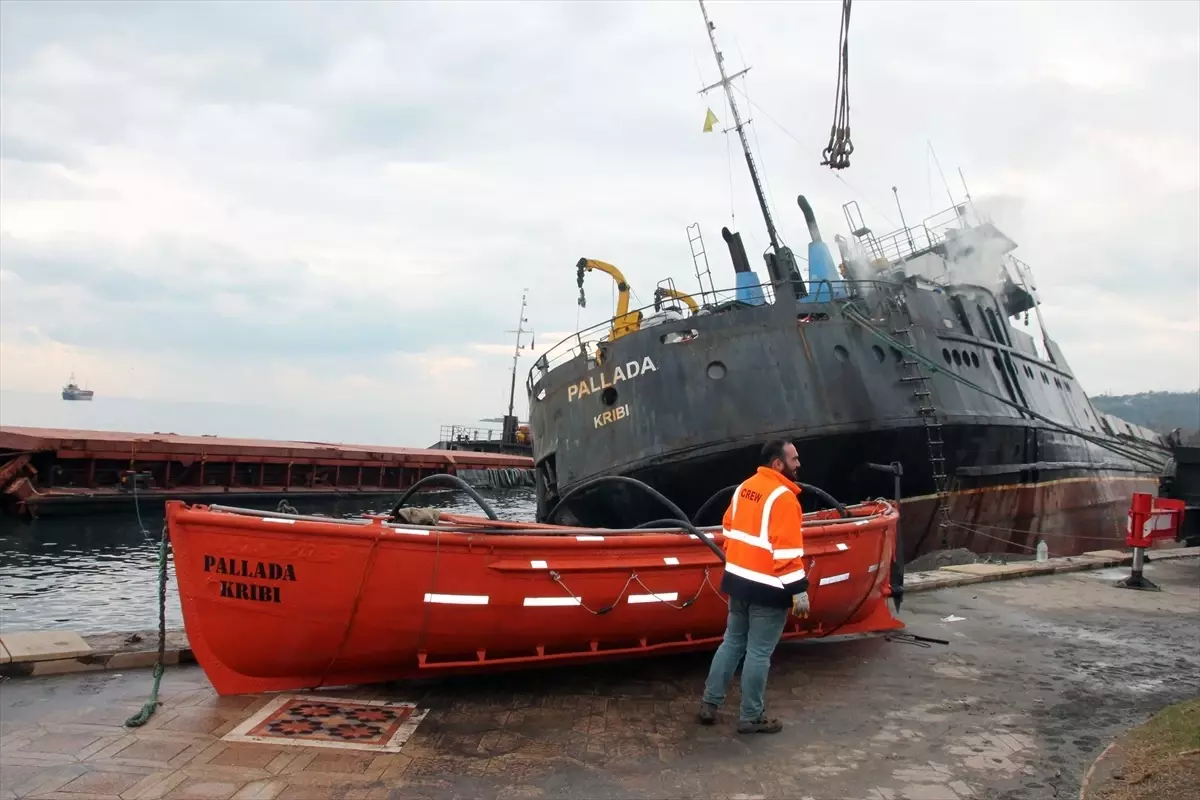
[1,557,1197,800]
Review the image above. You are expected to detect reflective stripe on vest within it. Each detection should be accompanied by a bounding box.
[723,485,792,551]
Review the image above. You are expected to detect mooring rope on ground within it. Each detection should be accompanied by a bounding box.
[124,526,169,728]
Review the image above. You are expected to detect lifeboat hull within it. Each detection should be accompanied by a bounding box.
[165,500,906,696]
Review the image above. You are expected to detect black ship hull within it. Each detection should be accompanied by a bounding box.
[542,423,1157,562]
[527,280,1170,562]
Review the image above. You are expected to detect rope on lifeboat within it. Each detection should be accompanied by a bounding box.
[388,473,500,521]
[547,567,727,614]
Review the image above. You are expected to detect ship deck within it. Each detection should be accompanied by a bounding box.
[0,426,533,519]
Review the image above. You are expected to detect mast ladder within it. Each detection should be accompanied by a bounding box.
[687,223,716,306]
[890,313,952,548]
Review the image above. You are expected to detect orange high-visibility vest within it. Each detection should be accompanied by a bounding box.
[719,466,809,608]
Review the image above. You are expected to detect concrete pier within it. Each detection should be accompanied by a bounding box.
[1,553,1196,799]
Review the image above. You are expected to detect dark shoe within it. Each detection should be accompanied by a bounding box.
[696,701,718,725]
[736,717,783,734]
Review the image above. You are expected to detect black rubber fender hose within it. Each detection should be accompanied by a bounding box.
[388,473,500,521]
[692,482,848,522]
[798,482,849,518]
[544,475,726,562]
[691,485,738,526]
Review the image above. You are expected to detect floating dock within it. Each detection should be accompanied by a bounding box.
[0,426,534,519]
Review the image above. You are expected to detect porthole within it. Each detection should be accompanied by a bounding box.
[943,348,952,365]
[952,351,963,366]
[601,386,618,406]
[891,347,903,364]
[970,352,980,368]
[834,345,849,362]
[872,345,885,363]
[706,361,727,380]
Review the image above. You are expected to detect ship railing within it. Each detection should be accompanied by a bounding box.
[527,277,907,390]
[439,425,501,444]
[862,203,972,266]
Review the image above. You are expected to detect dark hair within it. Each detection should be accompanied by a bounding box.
[760,438,791,466]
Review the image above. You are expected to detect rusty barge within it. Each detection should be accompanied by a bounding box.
[0,426,534,520]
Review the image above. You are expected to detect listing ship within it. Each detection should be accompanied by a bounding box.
[524,1,1171,561]
[61,374,94,401]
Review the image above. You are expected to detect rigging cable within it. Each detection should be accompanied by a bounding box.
[841,304,1166,470]
[821,0,854,170]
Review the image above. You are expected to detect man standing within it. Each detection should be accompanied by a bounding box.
[697,438,810,734]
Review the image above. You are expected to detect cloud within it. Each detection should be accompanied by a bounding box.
[1,0,1197,447]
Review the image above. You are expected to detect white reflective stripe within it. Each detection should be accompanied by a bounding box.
[723,561,785,588]
[731,481,745,518]
[759,486,791,540]
[523,596,580,607]
[262,518,295,525]
[819,572,850,586]
[391,527,430,536]
[424,593,488,605]
[773,548,804,560]
[723,527,773,550]
[777,567,808,584]
[663,557,680,565]
[629,592,679,604]
[835,542,849,551]
[576,535,605,541]
[689,532,716,539]
[530,560,548,569]
[868,564,879,573]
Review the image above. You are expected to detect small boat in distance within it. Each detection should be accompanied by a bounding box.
[61,374,94,401]
[166,497,904,696]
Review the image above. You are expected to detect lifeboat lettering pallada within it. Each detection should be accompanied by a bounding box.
[165,499,905,696]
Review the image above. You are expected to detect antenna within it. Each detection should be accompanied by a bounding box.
[697,0,779,253]
[504,290,533,423]
[892,186,915,252]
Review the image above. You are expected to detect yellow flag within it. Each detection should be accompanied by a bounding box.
[702,107,718,133]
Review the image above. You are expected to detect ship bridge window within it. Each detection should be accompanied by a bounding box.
[952,351,963,366]
[942,348,952,365]
[1041,372,1050,384]
[970,352,980,368]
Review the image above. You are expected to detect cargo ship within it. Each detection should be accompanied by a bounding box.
[61,373,94,401]
[524,0,1172,561]
[432,290,535,459]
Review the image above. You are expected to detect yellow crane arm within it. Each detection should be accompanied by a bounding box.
[576,258,642,340]
[653,286,699,314]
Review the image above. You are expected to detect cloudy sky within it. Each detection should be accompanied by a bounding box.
[1,0,1197,445]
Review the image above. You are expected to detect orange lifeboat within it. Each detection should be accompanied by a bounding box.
[165,499,905,696]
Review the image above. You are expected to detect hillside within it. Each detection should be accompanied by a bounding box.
[1089,390,1200,436]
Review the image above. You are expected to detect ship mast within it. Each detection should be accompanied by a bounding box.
[697,0,780,252]
[505,290,532,425]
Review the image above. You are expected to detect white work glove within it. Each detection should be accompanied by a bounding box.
[791,591,810,619]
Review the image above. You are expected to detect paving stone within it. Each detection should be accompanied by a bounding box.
[0,630,92,662]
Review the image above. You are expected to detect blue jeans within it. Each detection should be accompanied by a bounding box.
[701,596,789,722]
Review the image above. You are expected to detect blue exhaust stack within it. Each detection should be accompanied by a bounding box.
[797,195,847,303]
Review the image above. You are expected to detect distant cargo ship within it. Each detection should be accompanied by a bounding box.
[61,374,94,401]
